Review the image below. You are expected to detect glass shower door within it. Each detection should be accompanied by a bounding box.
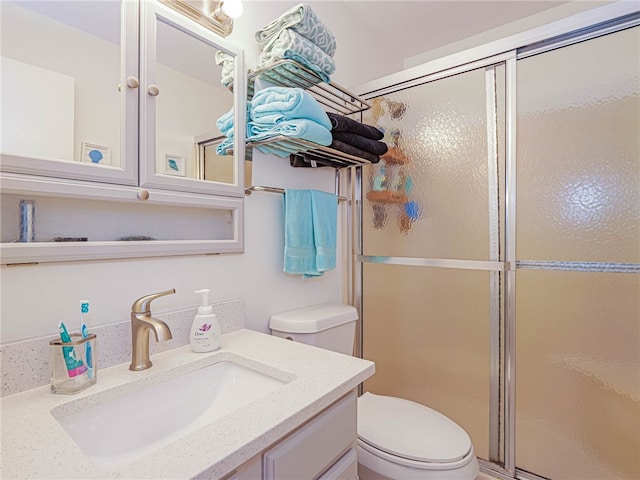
[360,65,506,463]
[515,26,640,480]
[357,16,639,480]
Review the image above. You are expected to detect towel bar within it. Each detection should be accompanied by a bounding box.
[245,185,347,203]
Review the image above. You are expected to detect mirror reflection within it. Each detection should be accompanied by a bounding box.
[1,0,123,168]
[154,17,236,184]
[194,134,252,187]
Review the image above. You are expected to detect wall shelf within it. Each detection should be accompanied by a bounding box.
[245,136,374,168]
[229,60,376,167]
[243,60,371,116]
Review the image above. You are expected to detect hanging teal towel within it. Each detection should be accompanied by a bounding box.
[284,189,338,278]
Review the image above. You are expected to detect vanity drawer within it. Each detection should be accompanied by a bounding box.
[263,391,356,480]
[318,448,358,480]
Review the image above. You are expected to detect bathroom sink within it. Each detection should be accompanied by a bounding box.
[53,359,288,470]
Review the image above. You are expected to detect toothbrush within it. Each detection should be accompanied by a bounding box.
[58,321,86,377]
[80,300,94,380]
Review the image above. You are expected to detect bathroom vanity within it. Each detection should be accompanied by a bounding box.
[0,329,374,479]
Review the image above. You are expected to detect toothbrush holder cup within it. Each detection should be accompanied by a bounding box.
[49,333,97,394]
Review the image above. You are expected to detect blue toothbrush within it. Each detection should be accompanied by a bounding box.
[80,301,94,380]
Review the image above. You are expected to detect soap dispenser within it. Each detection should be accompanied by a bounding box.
[190,289,221,352]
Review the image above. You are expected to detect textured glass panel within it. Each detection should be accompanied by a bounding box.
[362,263,491,460]
[515,269,640,479]
[517,27,640,263]
[361,68,491,260]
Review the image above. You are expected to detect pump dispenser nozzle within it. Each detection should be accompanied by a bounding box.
[194,289,213,315]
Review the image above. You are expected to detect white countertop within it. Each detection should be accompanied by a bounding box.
[0,329,375,479]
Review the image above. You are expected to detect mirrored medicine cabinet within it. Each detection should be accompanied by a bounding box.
[0,0,247,263]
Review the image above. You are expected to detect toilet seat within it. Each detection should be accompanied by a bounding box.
[357,392,473,468]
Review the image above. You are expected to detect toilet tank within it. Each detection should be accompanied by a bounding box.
[269,303,358,355]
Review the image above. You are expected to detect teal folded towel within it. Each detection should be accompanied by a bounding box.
[215,102,252,155]
[255,142,309,157]
[284,189,338,278]
[250,87,331,130]
[216,107,235,136]
[247,118,332,155]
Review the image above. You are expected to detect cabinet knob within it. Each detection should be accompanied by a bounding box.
[137,189,150,201]
[126,76,140,89]
[147,85,160,96]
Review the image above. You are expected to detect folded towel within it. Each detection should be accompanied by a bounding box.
[329,139,380,163]
[247,118,332,156]
[255,3,337,57]
[326,112,384,140]
[284,189,337,277]
[215,102,252,155]
[331,131,388,155]
[216,107,235,137]
[256,142,309,157]
[251,87,331,130]
[257,28,336,84]
[256,59,322,89]
[215,51,234,88]
[290,153,345,169]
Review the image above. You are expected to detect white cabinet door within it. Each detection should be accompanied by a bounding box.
[0,0,139,186]
[263,392,357,480]
[0,0,246,263]
[318,448,358,480]
[139,1,246,198]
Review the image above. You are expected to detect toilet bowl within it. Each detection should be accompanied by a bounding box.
[357,392,479,479]
[269,303,480,480]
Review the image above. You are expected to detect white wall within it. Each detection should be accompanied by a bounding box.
[403,0,615,68]
[0,154,341,342]
[229,1,404,87]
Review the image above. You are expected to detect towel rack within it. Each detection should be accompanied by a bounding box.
[245,185,347,203]
[230,60,370,116]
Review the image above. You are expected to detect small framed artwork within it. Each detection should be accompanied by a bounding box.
[164,154,186,176]
[81,142,111,166]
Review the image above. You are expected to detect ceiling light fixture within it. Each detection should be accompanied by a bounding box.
[213,0,243,23]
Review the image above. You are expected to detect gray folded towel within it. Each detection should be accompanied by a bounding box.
[255,3,337,57]
[257,28,336,83]
[215,51,234,88]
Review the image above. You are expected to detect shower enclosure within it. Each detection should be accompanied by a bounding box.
[352,12,639,480]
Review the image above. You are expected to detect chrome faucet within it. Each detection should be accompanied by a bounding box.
[129,289,176,371]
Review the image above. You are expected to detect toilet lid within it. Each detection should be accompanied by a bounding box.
[357,392,472,464]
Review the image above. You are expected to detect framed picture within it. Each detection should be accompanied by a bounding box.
[81,142,111,166]
[164,154,186,176]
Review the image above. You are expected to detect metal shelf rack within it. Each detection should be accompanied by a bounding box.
[229,60,375,167]
[245,136,374,168]
[247,60,370,116]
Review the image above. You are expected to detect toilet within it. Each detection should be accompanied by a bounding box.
[269,303,480,480]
